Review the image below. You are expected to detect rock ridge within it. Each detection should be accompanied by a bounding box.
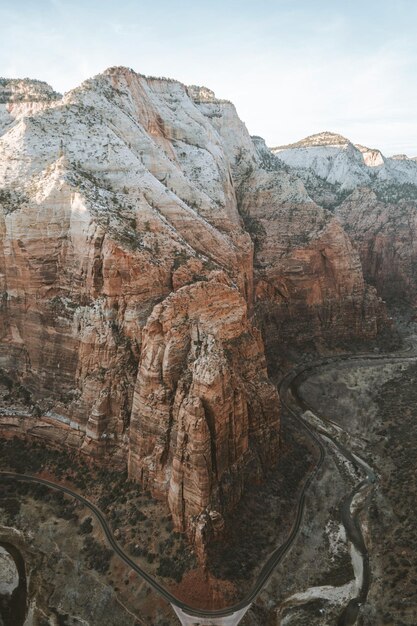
[0,66,388,547]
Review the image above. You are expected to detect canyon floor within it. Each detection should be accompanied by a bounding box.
[0,397,315,623]
[243,323,417,625]
[1,317,417,625]
[288,351,417,625]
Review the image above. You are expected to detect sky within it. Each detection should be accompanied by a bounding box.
[1,0,417,156]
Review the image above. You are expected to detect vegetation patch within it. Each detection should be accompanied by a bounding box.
[0,437,196,584]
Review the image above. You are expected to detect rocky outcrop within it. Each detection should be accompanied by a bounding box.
[272,131,417,305]
[128,278,279,538]
[0,69,388,543]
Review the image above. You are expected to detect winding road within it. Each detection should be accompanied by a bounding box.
[0,343,415,624]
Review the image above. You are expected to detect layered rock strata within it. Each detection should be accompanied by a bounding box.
[271,132,417,304]
[0,68,278,536]
[128,278,279,536]
[0,69,387,539]
[187,103,386,354]
[335,188,417,304]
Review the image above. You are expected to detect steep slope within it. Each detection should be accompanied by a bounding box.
[187,103,386,357]
[0,68,279,541]
[0,69,386,544]
[336,187,417,304]
[272,132,417,304]
[128,278,279,546]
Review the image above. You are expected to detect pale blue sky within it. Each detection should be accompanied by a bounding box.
[2,0,417,155]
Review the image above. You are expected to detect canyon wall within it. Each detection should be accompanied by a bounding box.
[188,100,386,357]
[336,188,417,304]
[0,71,387,539]
[273,132,417,306]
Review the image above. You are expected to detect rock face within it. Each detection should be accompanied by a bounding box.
[336,188,417,304]
[272,131,417,304]
[272,131,417,191]
[0,69,387,542]
[128,278,279,536]
[0,78,61,136]
[0,68,278,539]
[237,162,383,353]
[185,111,386,355]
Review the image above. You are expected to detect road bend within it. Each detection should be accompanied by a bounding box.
[1,343,414,625]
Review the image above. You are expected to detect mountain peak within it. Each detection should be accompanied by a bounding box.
[274,131,351,151]
[391,154,410,161]
[0,77,61,104]
[103,65,183,85]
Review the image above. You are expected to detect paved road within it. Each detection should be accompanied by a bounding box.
[0,370,325,621]
[1,343,414,623]
[0,434,321,621]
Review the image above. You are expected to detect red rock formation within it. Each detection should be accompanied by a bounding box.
[186,101,387,354]
[268,131,417,309]
[238,174,386,354]
[128,279,279,536]
[0,69,389,547]
[336,187,417,305]
[0,70,280,544]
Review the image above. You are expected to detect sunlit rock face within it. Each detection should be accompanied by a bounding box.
[272,131,417,191]
[0,68,277,539]
[128,278,280,533]
[0,68,386,541]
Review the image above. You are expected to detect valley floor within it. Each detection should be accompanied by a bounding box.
[1,324,417,625]
[244,331,417,625]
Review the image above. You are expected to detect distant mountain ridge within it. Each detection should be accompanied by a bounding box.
[273,131,351,149]
[270,130,417,304]
[272,130,417,191]
[0,77,61,103]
